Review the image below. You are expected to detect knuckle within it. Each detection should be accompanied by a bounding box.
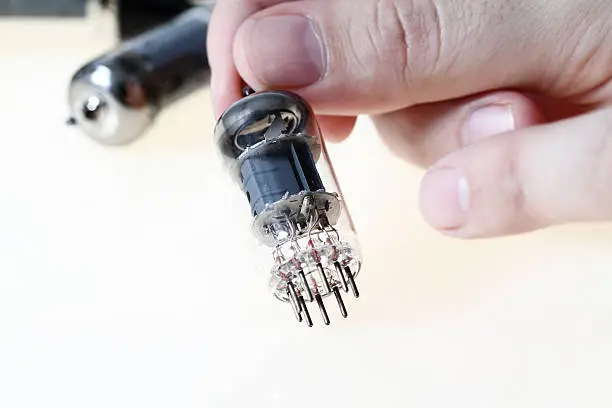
[496,136,541,229]
[371,0,444,87]
[505,141,530,222]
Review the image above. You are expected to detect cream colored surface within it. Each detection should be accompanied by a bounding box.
[1,15,612,408]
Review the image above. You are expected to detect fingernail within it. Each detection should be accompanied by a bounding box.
[243,15,326,88]
[463,105,515,144]
[419,167,470,230]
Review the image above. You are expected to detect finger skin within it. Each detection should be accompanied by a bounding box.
[419,107,612,238]
[207,0,290,117]
[373,91,545,167]
[232,0,612,115]
[318,115,357,142]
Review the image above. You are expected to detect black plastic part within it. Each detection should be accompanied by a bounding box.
[116,0,193,40]
[240,139,324,216]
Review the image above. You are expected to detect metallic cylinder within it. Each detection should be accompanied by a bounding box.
[67,5,212,145]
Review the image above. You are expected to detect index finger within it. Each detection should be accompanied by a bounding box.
[207,0,292,117]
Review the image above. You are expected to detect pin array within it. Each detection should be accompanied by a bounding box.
[286,265,358,326]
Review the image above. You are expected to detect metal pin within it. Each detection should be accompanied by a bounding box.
[334,262,349,292]
[333,287,348,318]
[344,266,360,298]
[298,296,312,327]
[299,270,313,301]
[242,85,255,96]
[300,195,314,220]
[82,95,106,121]
[287,282,302,322]
[317,263,332,294]
[315,294,330,325]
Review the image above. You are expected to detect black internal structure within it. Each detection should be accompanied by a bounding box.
[237,115,324,216]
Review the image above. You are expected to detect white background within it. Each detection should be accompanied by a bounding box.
[1,13,612,408]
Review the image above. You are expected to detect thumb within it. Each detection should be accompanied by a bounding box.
[418,107,612,238]
[233,0,558,115]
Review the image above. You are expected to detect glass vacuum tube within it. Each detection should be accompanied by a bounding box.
[214,89,362,327]
[67,4,212,145]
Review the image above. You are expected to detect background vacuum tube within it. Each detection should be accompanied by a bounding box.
[67,4,212,145]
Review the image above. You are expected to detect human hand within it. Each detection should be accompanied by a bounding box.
[207,0,612,238]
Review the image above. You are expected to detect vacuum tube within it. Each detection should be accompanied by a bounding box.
[214,89,362,327]
[67,4,212,145]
